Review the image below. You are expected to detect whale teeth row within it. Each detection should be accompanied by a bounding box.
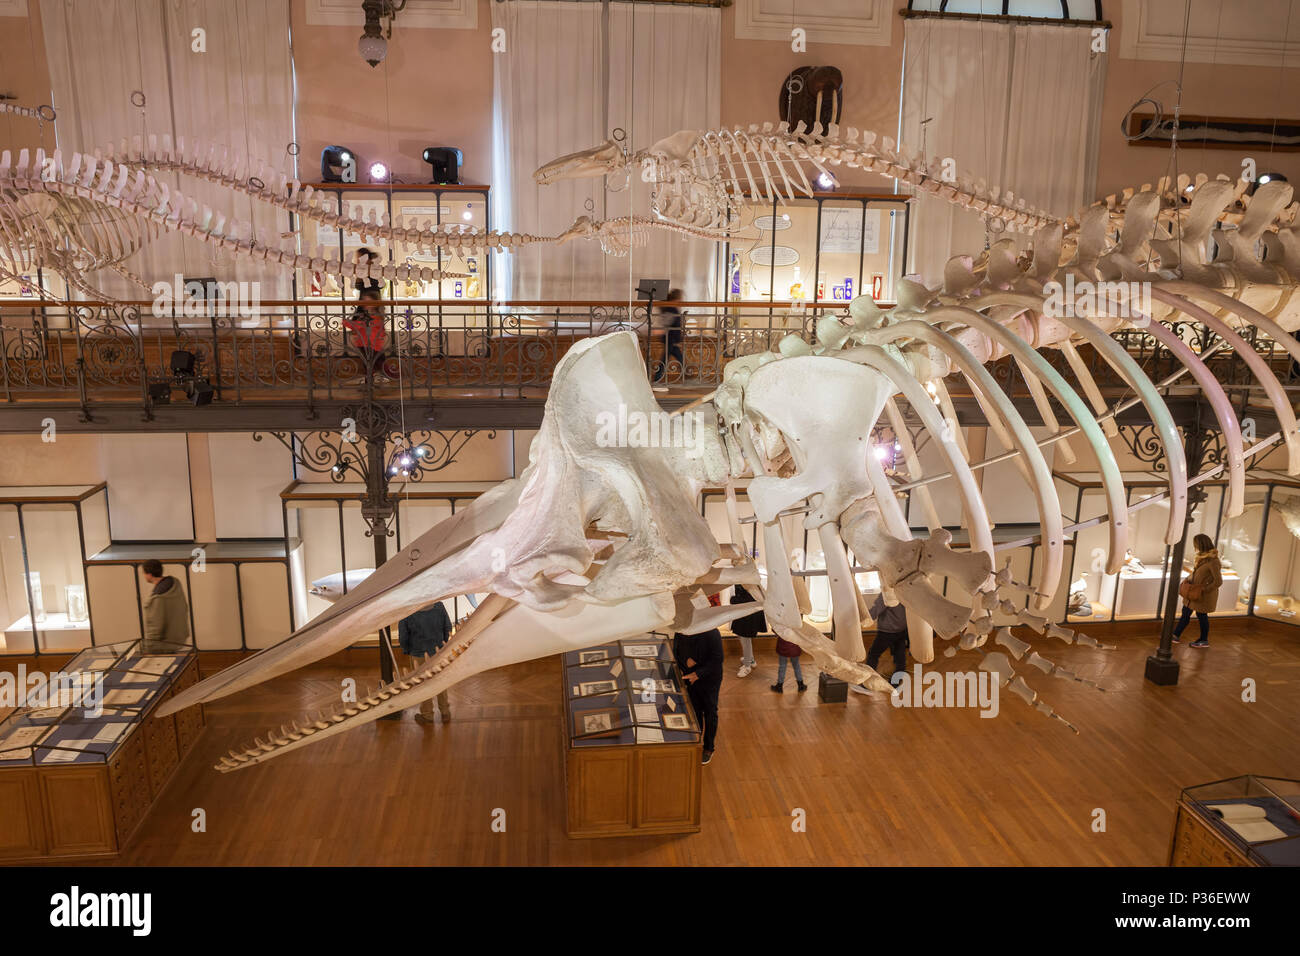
[213,636,477,772]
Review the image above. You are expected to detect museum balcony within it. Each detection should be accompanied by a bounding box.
[2,297,1297,433]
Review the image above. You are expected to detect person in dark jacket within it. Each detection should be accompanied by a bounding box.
[850,593,909,695]
[673,627,723,764]
[399,601,453,723]
[729,583,765,678]
[651,288,684,384]
[141,559,190,646]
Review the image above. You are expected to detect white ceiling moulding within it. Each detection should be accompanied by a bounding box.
[734,0,892,47]
[1120,0,1300,69]
[306,0,478,30]
[0,0,28,18]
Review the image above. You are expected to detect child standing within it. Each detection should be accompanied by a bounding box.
[771,632,806,693]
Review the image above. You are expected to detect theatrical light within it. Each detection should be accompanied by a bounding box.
[170,350,196,377]
[368,161,390,183]
[873,445,889,461]
[147,382,171,404]
[462,209,472,221]
[423,146,463,185]
[321,146,356,183]
[1248,172,1286,197]
[816,171,837,190]
[188,379,215,406]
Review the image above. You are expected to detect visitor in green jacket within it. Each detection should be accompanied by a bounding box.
[141,559,190,645]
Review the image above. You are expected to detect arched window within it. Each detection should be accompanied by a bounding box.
[906,1,1104,22]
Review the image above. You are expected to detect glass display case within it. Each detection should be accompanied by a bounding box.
[563,636,701,747]
[0,637,204,861]
[0,484,111,654]
[0,638,193,768]
[1172,775,1300,867]
[1059,472,1255,624]
[282,479,496,634]
[288,183,491,304]
[561,633,703,838]
[720,192,909,305]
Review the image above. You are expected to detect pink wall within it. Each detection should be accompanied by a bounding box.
[718,6,902,193]
[2,3,1295,215]
[1095,1,1300,199]
[0,4,53,156]
[289,0,495,186]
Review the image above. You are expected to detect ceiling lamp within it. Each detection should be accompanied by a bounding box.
[358,0,407,68]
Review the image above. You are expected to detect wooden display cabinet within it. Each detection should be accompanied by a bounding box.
[0,640,205,862]
[1168,775,1300,867]
[562,636,702,838]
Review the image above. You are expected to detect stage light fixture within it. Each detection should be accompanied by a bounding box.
[188,379,215,406]
[368,161,390,183]
[816,171,837,191]
[321,146,357,183]
[170,350,196,377]
[148,383,171,404]
[422,147,463,185]
[1248,172,1286,196]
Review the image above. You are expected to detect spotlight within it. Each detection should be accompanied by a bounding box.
[873,445,889,461]
[148,382,171,404]
[321,146,358,183]
[368,161,390,183]
[188,379,215,406]
[816,171,837,191]
[1246,172,1287,196]
[170,350,196,377]
[422,147,463,185]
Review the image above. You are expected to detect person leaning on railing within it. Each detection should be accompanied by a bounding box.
[650,288,684,384]
[343,247,394,381]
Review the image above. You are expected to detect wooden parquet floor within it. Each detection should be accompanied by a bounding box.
[110,619,1300,866]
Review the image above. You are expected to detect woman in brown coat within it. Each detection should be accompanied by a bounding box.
[1174,533,1222,647]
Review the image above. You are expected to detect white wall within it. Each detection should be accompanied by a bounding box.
[102,435,194,541]
[208,433,294,539]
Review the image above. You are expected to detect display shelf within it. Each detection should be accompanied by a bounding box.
[287,183,491,304]
[562,634,702,838]
[1170,775,1300,867]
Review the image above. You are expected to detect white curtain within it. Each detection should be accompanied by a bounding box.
[491,0,721,301]
[40,0,294,302]
[900,18,1106,287]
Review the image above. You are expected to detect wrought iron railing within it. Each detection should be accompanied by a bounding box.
[0,298,829,405]
[1,298,1296,408]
